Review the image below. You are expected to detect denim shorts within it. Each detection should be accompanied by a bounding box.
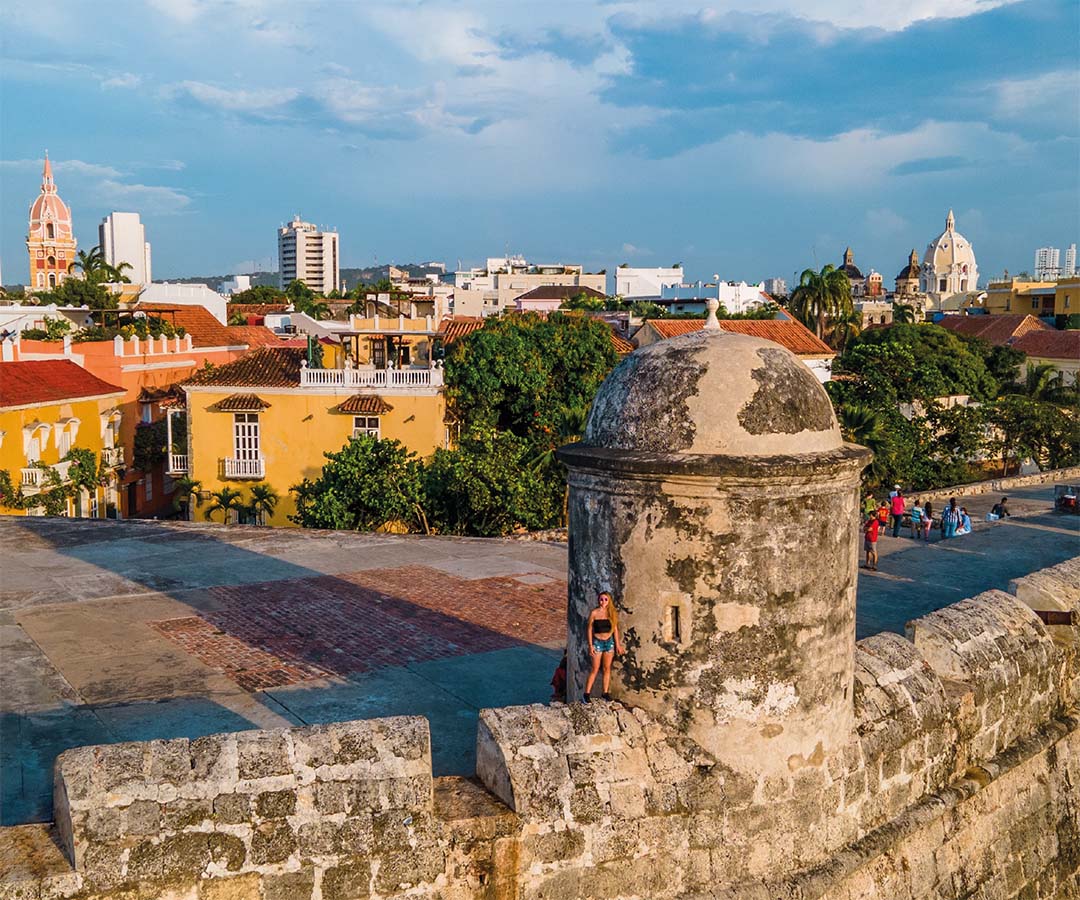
[592,636,615,653]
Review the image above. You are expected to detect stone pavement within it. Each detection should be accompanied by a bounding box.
[1,481,1076,826]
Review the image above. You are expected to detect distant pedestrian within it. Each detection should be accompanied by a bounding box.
[942,497,960,539]
[583,592,622,703]
[890,489,905,538]
[863,491,877,520]
[922,501,934,541]
[863,515,880,570]
[957,507,972,536]
[990,497,1011,519]
[889,484,901,501]
[909,499,923,538]
[550,650,567,702]
[877,501,889,532]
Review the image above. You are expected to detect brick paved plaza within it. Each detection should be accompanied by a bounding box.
[1,482,1076,826]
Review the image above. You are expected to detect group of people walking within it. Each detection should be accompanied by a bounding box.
[862,486,1011,570]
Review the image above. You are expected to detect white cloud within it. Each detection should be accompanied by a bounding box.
[621,242,651,256]
[101,72,141,89]
[170,80,300,112]
[994,69,1080,121]
[0,158,122,178]
[95,180,192,214]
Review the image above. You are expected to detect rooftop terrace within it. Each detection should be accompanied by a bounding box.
[1,481,1076,827]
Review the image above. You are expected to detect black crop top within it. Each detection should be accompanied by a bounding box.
[593,617,612,635]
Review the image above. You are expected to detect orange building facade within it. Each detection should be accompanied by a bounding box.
[26,154,77,290]
[12,333,248,518]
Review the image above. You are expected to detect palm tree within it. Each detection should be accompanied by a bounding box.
[838,403,888,483]
[530,405,589,525]
[68,246,108,281]
[1008,363,1074,405]
[893,303,917,325]
[247,483,279,526]
[204,486,245,524]
[827,308,862,352]
[789,265,852,340]
[102,260,133,284]
[172,477,202,519]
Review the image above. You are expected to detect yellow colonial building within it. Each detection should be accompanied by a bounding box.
[177,329,448,526]
[0,360,125,516]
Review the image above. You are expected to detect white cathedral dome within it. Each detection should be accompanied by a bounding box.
[921,209,978,295]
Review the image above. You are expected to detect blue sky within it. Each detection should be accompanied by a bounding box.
[1,0,1077,285]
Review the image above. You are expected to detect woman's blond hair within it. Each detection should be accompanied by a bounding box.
[598,591,618,629]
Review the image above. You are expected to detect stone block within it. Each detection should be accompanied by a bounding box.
[197,873,262,900]
[236,732,291,781]
[261,868,315,900]
[297,821,341,858]
[321,860,371,900]
[249,822,296,865]
[208,833,246,872]
[163,798,213,830]
[314,781,348,815]
[147,738,192,784]
[125,799,163,835]
[255,790,296,819]
[522,827,586,863]
[160,831,211,879]
[212,793,251,825]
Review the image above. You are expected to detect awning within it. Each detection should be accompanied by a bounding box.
[333,395,393,414]
[211,393,271,412]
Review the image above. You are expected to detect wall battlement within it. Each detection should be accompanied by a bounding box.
[1,556,1076,900]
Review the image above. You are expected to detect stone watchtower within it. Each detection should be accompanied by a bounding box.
[557,303,870,777]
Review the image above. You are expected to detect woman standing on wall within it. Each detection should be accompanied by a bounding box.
[583,591,622,703]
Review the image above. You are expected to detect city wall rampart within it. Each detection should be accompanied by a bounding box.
[1,557,1076,900]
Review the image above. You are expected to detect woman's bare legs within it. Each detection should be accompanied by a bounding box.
[600,651,613,693]
[584,651,602,696]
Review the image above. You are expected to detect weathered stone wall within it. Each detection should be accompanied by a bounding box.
[1,560,1077,900]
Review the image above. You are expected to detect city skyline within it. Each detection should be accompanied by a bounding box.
[1,0,1077,284]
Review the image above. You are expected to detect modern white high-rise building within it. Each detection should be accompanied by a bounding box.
[1034,246,1060,281]
[277,216,340,294]
[1064,244,1077,277]
[99,212,152,285]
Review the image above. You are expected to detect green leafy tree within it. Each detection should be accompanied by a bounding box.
[285,279,315,304]
[837,402,888,484]
[103,260,133,284]
[133,421,168,472]
[630,300,666,319]
[247,483,279,525]
[985,396,1079,475]
[290,435,428,532]
[41,277,117,310]
[529,404,589,525]
[444,312,617,442]
[1007,363,1072,404]
[228,310,249,326]
[424,430,559,536]
[789,265,852,340]
[230,285,286,305]
[826,308,862,352]
[560,291,605,312]
[0,471,24,510]
[204,487,246,524]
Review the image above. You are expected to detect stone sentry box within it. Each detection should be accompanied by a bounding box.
[557,307,871,778]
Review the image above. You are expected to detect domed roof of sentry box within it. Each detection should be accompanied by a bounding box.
[584,306,842,458]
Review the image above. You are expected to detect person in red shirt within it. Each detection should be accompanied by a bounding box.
[890,489,906,538]
[863,515,880,570]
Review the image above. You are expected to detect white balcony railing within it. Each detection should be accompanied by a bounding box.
[20,459,73,489]
[168,454,189,475]
[223,457,265,479]
[102,447,124,467]
[298,365,444,389]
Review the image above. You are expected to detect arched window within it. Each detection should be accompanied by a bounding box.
[46,223,55,239]
[47,255,56,268]
[48,273,56,287]
[37,274,45,287]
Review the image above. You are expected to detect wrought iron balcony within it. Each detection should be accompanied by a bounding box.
[223,457,265,479]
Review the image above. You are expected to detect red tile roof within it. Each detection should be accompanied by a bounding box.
[335,395,394,414]
[184,348,305,388]
[211,393,272,411]
[1009,329,1080,361]
[935,314,1049,346]
[226,325,289,349]
[1,360,124,409]
[137,302,238,348]
[439,317,485,345]
[643,318,836,356]
[610,332,635,354]
[226,303,289,317]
